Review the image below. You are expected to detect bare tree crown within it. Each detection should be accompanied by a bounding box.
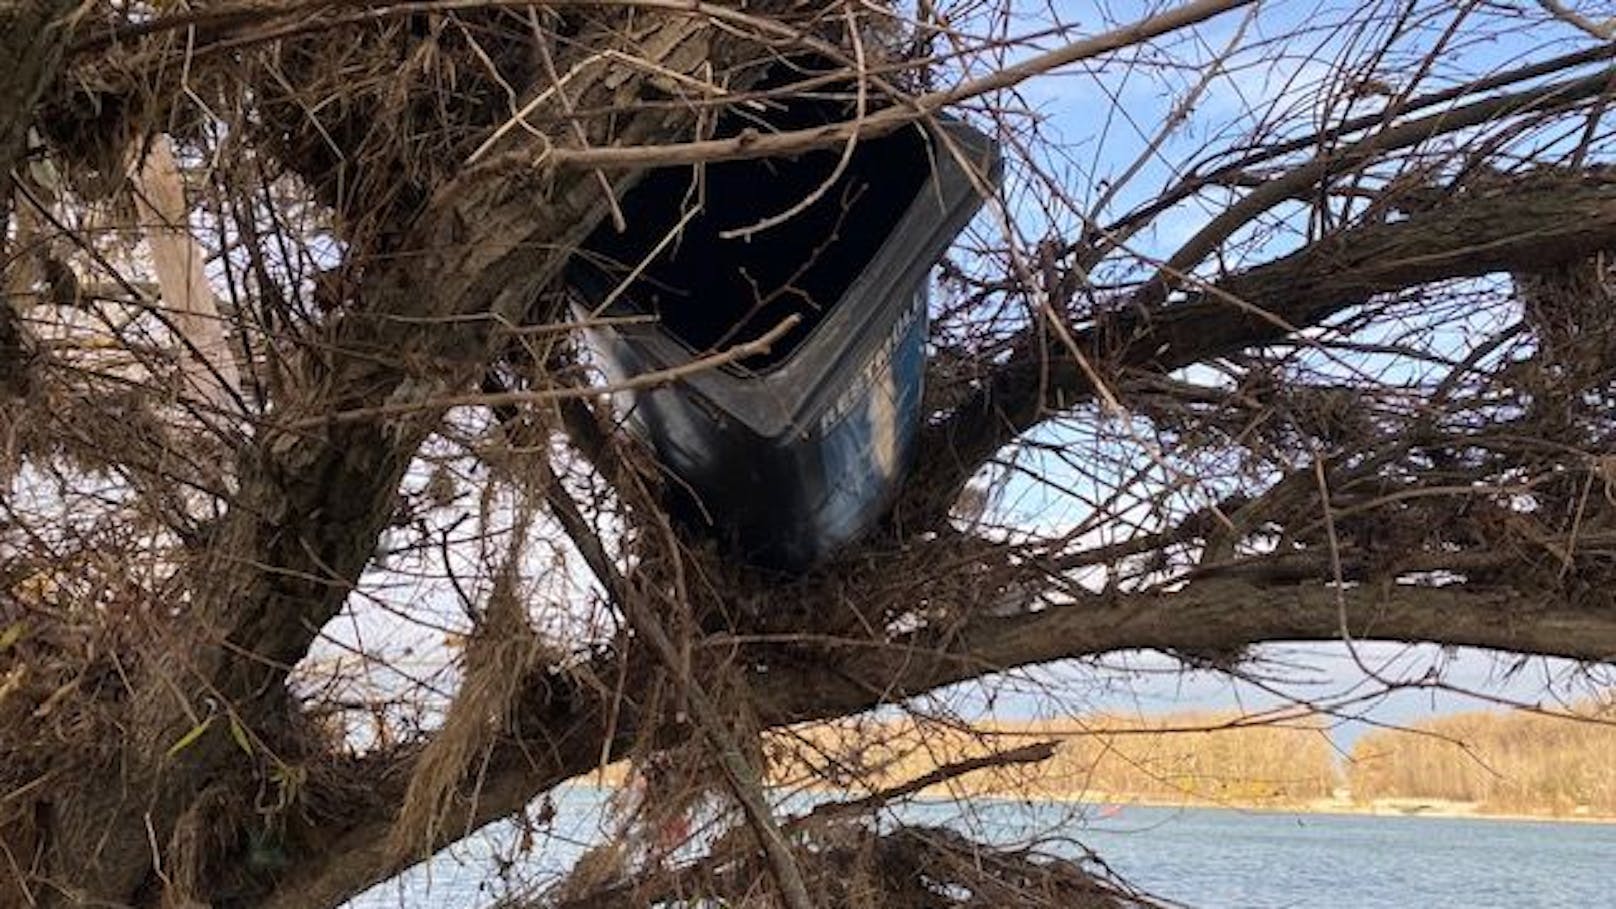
[4,1,1616,906]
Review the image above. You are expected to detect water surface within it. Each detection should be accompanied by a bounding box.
[349,786,1616,908]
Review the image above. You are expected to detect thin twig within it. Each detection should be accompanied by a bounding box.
[534,460,814,909]
[282,314,800,429]
[536,0,1255,170]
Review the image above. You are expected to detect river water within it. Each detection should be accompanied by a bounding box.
[349,786,1616,908]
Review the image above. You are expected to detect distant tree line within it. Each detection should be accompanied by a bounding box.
[774,706,1616,818]
[1350,703,1616,816]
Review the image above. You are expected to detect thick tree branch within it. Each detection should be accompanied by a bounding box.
[907,169,1616,521]
[0,0,78,241]
[1147,65,1616,298]
[276,559,1616,907]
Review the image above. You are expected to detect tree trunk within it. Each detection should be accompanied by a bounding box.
[0,0,76,410]
[0,0,77,244]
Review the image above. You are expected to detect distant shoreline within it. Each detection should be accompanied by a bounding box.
[1040,792,1616,826]
[569,776,1616,826]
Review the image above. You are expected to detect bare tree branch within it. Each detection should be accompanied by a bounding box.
[910,169,1616,520]
[274,563,1616,905]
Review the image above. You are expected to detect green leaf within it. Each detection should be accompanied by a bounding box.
[166,716,214,758]
[228,715,254,757]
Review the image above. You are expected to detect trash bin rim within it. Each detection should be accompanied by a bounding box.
[587,117,1002,440]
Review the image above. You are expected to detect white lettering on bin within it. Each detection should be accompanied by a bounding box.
[818,290,925,433]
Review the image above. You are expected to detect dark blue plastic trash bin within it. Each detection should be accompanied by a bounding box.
[569,75,1001,570]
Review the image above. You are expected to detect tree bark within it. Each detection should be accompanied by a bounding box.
[0,0,76,410]
[0,0,77,242]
